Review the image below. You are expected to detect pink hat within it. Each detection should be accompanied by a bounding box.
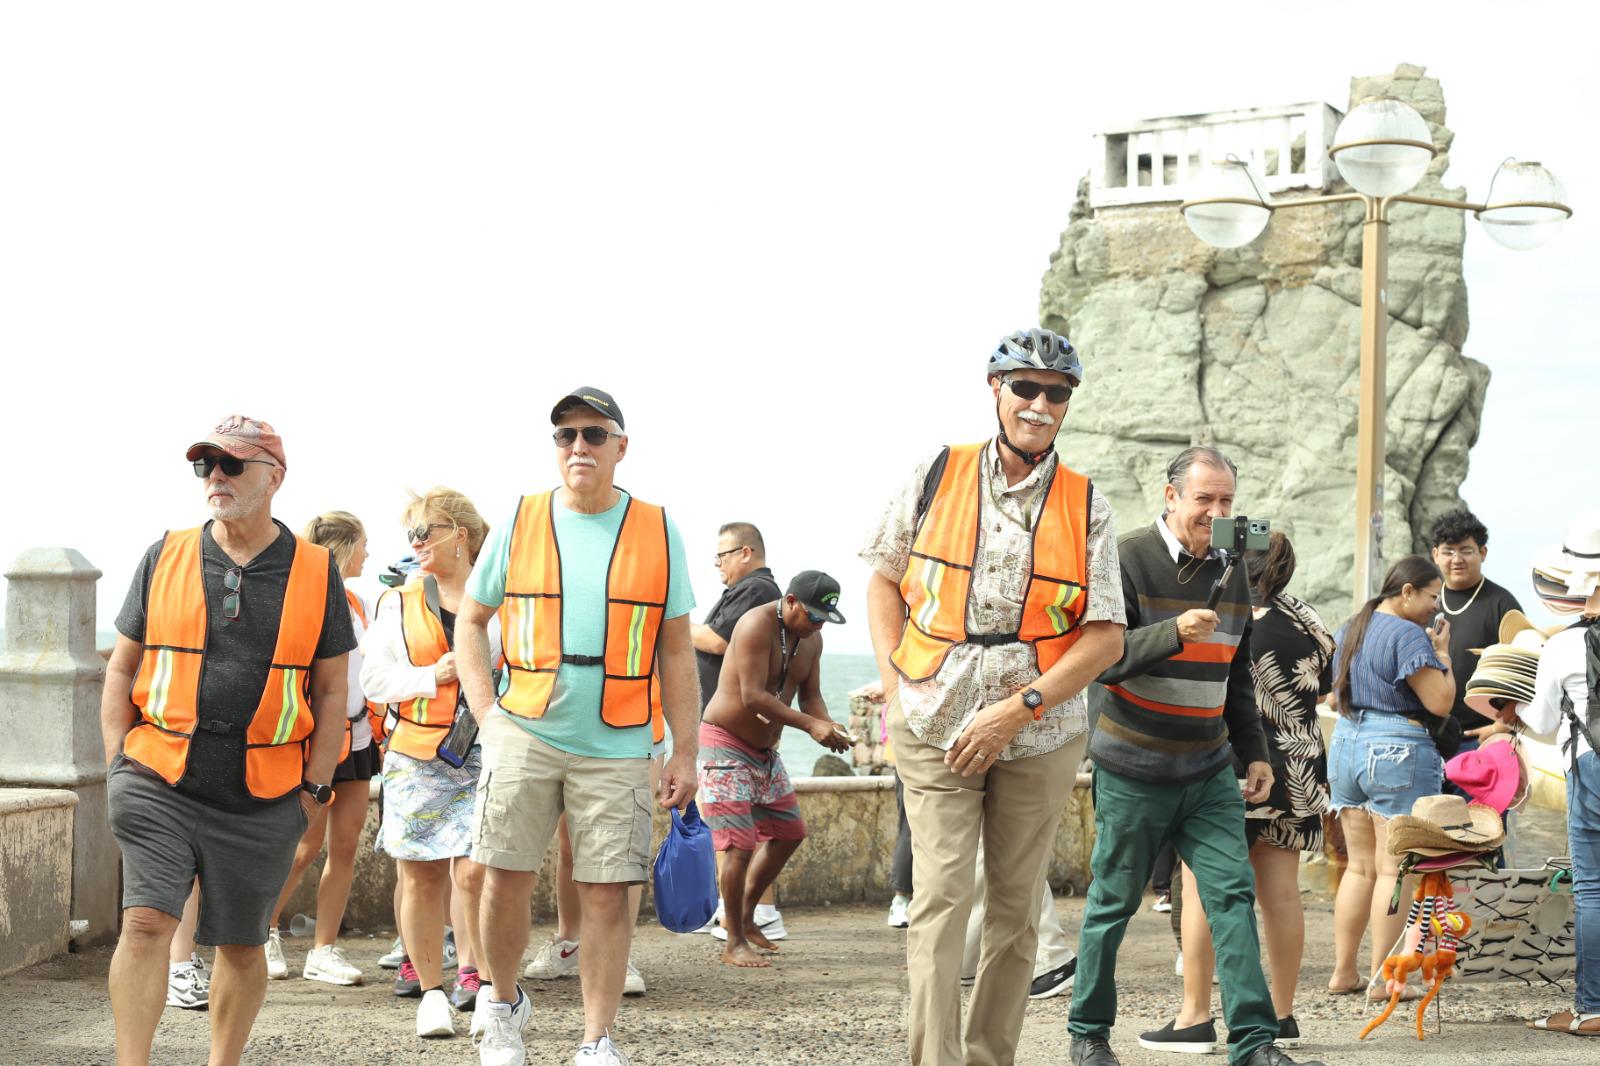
[185,414,286,469]
[1444,741,1522,813]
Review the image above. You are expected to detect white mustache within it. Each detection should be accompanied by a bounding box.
[567,456,597,469]
[1017,411,1056,427]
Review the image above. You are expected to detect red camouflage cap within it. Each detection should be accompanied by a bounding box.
[185,414,287,469]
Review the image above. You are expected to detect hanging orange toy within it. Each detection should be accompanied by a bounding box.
[1359,871,1472,1041]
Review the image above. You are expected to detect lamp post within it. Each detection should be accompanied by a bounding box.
[1180,96,1572,609]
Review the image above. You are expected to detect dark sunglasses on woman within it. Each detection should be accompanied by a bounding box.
[192,455,277,478]
[552,426,623,448]
[1004,379,1073,404]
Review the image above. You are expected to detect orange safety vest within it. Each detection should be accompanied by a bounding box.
[341,589,387,758]
[124,526,330,800]
[498,491,669,729]
[380,578,457,761]
[890,442,1092,684]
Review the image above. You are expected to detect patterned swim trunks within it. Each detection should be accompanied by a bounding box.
[697,721,807,852]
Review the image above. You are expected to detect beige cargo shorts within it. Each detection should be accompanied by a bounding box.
[471,710,654,883]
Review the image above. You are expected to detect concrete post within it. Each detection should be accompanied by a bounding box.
[0,548,118,944]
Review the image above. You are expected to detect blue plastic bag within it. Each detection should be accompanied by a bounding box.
[652,801,718,933]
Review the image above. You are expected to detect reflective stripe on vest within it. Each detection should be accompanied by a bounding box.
[125,527,329,800]
[498,491,669,729]
[890,443,1091,684]
[379,579,456,761]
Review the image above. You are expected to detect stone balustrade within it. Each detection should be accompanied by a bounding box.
[0,788,78,976]
[1089,101,1341,209]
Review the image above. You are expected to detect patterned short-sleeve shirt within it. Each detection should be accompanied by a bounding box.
[859,442,1125,759]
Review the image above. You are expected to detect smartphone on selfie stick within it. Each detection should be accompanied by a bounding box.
[1204,516,1272,611]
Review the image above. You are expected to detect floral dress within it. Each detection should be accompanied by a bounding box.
[1244,592,1335,851]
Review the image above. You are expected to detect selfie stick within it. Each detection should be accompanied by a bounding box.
[1204,552,1236,612]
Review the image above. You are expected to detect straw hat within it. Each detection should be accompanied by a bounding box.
[1464,641,1541,716]
[1482,733,1532,811]
[1387,794,1506,857]
[1444,738,1524,813]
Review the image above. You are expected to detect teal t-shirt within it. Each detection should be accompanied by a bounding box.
[468,490,694,759]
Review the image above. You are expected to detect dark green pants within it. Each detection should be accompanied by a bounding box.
[1068,763,1277,1063]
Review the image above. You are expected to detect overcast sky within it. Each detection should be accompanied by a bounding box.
[1,3,1589,655]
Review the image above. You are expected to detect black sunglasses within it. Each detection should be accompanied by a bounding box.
[552,426,623,448]
[1005,379,1073,404]
[223,566,243,622]
[192,455,277,478]
[407,522,454,545]
[805,609,828,625]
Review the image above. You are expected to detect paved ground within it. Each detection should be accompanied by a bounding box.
[2,888,1580,1065]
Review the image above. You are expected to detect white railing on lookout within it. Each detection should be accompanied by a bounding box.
[1089,102,1343,209]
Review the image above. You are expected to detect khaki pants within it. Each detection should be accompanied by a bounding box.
[891,697,1084,1066]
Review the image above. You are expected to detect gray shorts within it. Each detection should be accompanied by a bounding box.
[107,756,307,946]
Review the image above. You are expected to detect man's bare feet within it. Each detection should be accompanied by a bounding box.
[721,942,771,968]
[746,924,781,952]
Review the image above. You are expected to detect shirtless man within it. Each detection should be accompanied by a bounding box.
[698,570,851,967]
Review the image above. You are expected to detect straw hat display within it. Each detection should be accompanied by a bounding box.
[1531,509,1600,615]
[1462,610,1553,718]
[1388,794,1506,858]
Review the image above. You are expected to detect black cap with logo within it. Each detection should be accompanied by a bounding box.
[550,386,625,431]
[787,570,846,624]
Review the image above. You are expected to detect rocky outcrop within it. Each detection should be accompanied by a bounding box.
[1040,64,1484,623]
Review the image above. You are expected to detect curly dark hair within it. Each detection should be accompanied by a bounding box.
[1429,509,1489,549]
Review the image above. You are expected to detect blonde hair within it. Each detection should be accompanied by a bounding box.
[303,511,365,572]
[402,487,489,563]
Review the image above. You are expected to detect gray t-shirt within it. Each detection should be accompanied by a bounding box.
[116,520,357,812]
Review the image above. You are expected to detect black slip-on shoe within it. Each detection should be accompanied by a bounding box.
[1028,957,1076,999]
[1239,1045,1325,1066]
[1069,1036,1121,1066]
[1274,1015,1301,1048]
[1137,1018,1221,1054]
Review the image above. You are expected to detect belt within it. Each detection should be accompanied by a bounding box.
[560,654,604,667]
[966,632,1021,648]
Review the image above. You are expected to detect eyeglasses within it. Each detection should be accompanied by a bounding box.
[552,426,624,448]
[714,547,748,565]
[1436,546,1481,560]
[192,455,277,478]
[407,523,454,546]
[1004,378,1073,405]
[223,566,243,622]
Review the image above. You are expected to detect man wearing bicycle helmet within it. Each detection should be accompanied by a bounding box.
[861,329,1127,1066]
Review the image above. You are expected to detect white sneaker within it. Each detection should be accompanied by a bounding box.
[887,896,910,929]
[475,986,531,1066]
[265,928,288,980]
[379,935,406,969]
[711,910,787,942]
[574,1033,631,1065]
[1172,950,1218,983]
[622,958,645,997]
[417,988,456,1038]
[523,938,579,979]
[304,943,364,986]
[166,961,209,1009]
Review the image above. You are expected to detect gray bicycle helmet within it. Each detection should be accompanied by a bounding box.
[986,328,1083,386]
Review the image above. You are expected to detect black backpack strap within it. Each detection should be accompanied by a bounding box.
[914,447,953,528]
[1558,620,1600,771]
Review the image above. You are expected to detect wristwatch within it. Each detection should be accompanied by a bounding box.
[301,781,334,806]
[1021,687,1045,720]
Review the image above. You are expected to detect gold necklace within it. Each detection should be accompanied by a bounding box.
[1177,554,1208,585]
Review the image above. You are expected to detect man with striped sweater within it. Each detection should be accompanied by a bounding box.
[1067,447,1325,1066]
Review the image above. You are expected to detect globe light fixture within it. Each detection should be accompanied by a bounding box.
[1329,96,1435,198]
[1477,159,1571,250]
[1180,159,1271,248]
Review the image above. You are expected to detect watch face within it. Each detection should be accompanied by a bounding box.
[1023,689,1042,708]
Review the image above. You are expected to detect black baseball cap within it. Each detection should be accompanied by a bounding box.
[550,386,625,431]
[787,570,846,624]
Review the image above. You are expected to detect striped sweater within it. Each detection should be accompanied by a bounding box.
[1088,522,1269,784]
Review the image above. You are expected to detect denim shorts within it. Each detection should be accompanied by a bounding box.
[1328,710,1443,820]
